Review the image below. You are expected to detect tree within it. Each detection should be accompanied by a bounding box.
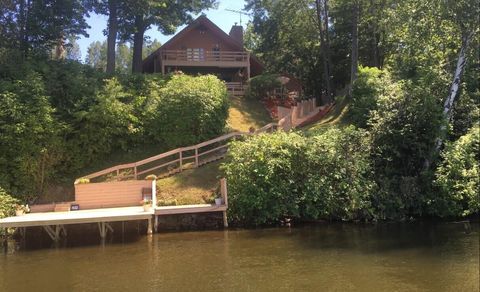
[0,0,89,57]
[315,0,334,102]
[350,0,359,88]
[119,0,217,73]
[86,40,107,71]
[87,0,121,74]
[143,38,162,58]
[66,36,82,61]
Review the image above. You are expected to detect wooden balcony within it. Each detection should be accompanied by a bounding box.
[161,50,249,68]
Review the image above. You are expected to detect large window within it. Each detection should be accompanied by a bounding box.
[187,48,204,61]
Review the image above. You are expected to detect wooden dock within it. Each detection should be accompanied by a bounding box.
[0,203,228,243]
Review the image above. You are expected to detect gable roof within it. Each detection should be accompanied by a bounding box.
[142,15,264,72]
[143,15,243,64]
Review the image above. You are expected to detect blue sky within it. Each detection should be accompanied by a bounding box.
[77,0,249,62]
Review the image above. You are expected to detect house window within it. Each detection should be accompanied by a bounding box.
[187,48,204,61]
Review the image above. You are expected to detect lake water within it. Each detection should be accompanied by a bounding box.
[0,222,478,291]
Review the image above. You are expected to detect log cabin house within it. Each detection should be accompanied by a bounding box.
[142,15,264,97]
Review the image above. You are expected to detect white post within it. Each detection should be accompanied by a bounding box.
[151,179,157,209]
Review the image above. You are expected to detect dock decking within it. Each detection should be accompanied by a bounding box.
[0,203,228,243]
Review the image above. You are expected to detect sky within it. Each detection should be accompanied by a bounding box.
[77,0,249,62]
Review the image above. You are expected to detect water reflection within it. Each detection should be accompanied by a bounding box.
[0,222,478,291]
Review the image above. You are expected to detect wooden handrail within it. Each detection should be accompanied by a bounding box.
[80,131,249,181]
[78,98,318,182]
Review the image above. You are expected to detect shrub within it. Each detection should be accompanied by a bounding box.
[221,128,376,225]
[222,132,306,225]
[0,187,18,220]
[0,73,64,198]
[245,73,281,100]
[432,125,479,217]
[0,187,19,236]
[347,66,388,128]
[368,80,443,219]
[302,126,376,220]
[147,74,229,148]
[71,78,137,166]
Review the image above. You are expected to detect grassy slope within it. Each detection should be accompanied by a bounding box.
[227,96,272,132]
[303,95,351,133]
[156,160,222,205]
[155,97,271,205]
[45,96,271,205]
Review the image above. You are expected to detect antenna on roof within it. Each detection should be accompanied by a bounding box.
[225,9,250,26]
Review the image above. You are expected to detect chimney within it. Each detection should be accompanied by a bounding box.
[229,24,244,47]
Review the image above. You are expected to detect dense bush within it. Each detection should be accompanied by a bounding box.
[347,66,387,128]
[71,78,138,166]
[244,73,281,100]
[221,132,306,225]
[221,127,376,225]
[303,127,375,220]
[0,73,64,199]
[432,125,479,217]
[146,74,229,148]
[368,80,444,219]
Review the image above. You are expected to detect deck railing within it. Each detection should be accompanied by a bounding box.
[161,50,249,63]
[226,82,245,97]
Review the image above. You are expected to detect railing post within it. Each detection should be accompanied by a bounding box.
[195,147,199,167]
[116,169,120,181]
[220,178,228,227]
[151,179,157,208]
[179,151,183,172]
[134,165,138,180]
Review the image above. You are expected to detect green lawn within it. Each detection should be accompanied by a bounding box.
[227,96,272,132]
[155,160,222,205]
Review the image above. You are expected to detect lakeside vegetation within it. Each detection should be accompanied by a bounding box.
[0,0,479,227]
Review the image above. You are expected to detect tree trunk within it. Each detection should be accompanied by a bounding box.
[350,1,359,92]
[315,0,333,104]
[436,33,473,141]
[322,0,334,99]
[368,0,380,68]
[424,31,474,170]
[106,0,117,74]
[132,15,145,73]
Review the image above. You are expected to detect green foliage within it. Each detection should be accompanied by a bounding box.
[368,80,444,219]
[303,127,376,220]
[221,132,306,225]
[222,128,376,225]
[433,125,480,217]
[146,74,229,148]
[0,187,19,219]
[0,186,19,236]
[245,73,281,100]
[0,72,64,198]
[347,66,387,128]
[71,78,137,165]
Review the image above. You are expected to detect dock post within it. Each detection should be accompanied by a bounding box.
[154,216,158,233]
[223,211,228,228]
[43,225,65,242]
[147,217,153,235]
[2,229,7,253]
